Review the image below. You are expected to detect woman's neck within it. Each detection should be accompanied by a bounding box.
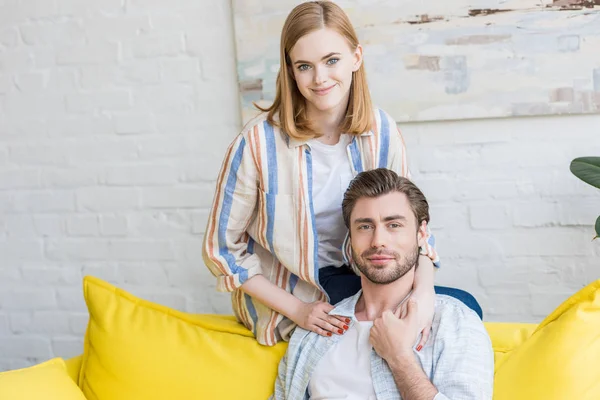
[306,102,348,145]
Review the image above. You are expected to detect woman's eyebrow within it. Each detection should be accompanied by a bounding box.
[293,52,341,65]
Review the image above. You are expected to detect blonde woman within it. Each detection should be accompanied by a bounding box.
[203,1,480,347]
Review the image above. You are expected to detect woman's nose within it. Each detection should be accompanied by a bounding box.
[314,66,326,85]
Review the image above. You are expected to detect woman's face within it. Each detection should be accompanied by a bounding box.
[289,28,362,116]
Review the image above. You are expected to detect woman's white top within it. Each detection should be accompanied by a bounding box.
[308,134,354,268]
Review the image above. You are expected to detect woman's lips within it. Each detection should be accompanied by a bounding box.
[312,85,335,96]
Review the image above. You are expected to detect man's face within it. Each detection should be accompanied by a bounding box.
[350,192,427,285]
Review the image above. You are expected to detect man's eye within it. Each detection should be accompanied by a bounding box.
[297,64,310,71]
[326,58,339,65]
[389,223,403,229]
[358,225,372,230]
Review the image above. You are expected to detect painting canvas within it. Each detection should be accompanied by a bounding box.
[232,0,600,124]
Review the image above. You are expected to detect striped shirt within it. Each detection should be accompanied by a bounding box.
[202,108,440,346]
[271,293,494,400]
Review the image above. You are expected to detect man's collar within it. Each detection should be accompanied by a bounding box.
[328,290,363,318]
[328,288,414,319]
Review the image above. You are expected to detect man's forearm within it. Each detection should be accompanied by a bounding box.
[387,354,438,400]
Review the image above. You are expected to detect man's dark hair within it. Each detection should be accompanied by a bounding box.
[342,168,430,230]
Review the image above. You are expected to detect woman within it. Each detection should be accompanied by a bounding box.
[203,1,477,346]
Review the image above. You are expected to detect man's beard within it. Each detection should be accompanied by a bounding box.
[352,243,420,285]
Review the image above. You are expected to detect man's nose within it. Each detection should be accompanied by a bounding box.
[370,228,386,248]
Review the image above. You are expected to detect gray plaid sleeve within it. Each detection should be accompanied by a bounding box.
[430,299,494,400]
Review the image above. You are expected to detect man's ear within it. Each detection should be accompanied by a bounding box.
[417,220,428,248]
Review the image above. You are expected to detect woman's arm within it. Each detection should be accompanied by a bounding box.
[202,133,263,291]
[241,275,348,337]
[381,109,438,347]
[203,132,346,337]
[406,256,436,350]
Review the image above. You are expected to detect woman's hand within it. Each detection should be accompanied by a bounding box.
[398,289,434,351]
[291,301,350,337]
[402,255,436,350]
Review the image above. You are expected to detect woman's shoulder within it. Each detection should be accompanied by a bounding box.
[368,107,400,139]
[371,107,395,130]
[238,111,281,137]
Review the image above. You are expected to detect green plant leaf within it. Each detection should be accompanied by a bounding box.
[570,157,600,189]
[595,215,600,241]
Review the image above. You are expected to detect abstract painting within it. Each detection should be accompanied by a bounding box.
[232,0,600,123]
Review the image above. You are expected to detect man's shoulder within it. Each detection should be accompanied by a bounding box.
[430,294,492,358]
[433,294,485,330]
[289,294,358,343]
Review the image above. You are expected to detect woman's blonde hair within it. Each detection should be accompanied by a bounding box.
[256,1,374,140]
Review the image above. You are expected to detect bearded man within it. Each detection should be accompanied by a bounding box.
[271,168,494,400]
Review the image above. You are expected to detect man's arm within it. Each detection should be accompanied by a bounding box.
[370,300,438,400]
[387,354,438,400]
[270,352,287,400]
[370,298,493,400]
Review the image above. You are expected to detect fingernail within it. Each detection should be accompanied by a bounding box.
[343,325,349,330]
[416,345,423,352]
[327,332,332,337]
[338,329,344,334]
[345,318,351,323]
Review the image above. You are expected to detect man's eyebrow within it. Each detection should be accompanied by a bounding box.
[293,52,341,65]
[383,215,406,222]
[352,215,407,224]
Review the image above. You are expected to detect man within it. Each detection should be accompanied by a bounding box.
[272,168,494,400]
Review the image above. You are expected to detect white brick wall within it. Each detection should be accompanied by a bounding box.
[1,0,599,371]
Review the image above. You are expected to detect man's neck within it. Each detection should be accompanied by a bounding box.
[354,269,415,321]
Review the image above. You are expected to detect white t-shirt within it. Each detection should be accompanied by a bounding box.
[308,320,376,400]
[308,135,354,268]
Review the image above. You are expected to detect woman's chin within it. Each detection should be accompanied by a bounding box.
[309,99,342,113]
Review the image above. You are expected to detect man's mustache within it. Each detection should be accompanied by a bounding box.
[360,249,400,258]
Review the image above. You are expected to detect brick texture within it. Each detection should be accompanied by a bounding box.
[0,0,599,371]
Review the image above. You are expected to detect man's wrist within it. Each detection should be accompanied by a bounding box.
[386,349,417,371]
[388,351,439,400]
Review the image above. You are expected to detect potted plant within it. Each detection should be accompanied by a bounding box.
[570,157,600,240]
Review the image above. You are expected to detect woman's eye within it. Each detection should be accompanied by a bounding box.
[326,58,339,65]
[297,64,310,71]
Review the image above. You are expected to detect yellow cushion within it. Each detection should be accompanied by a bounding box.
[483,322,537,370]
[65,355,83,383]
[494,279,600,400]
[80,276,287,400]
[0,358,87,400]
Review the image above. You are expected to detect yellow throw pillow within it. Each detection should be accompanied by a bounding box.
[483,322,537,370]
[494,279,600,400]
[80,276,287,400]
[0,358,87,400]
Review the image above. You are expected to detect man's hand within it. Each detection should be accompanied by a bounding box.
[370,298,421,363]
[291,301,350,337]
[371,299,439,400]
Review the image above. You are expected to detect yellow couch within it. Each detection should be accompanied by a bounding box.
[2,276,600,400]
